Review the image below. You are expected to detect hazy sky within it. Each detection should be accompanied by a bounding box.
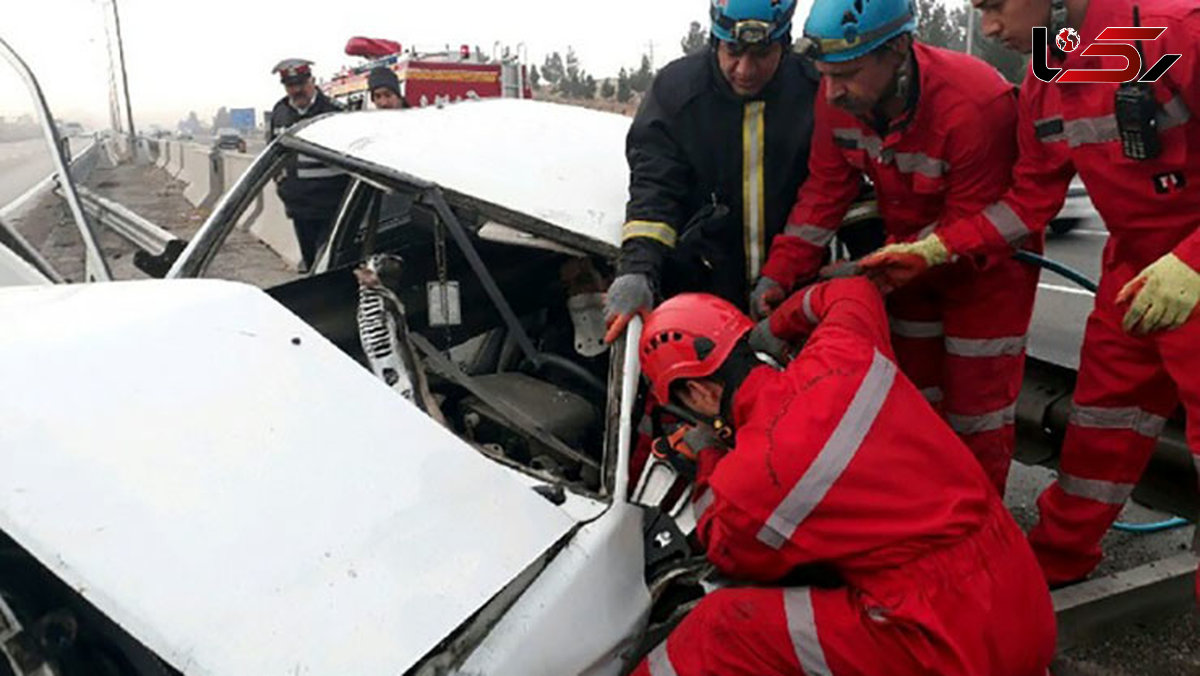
[2,0,815,129]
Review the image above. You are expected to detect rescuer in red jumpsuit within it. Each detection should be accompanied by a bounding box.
[755,0,1040,496]
[859,0,1200,591]
[629,277,1055,676]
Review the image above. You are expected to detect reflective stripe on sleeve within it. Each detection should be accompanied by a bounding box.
[801,286,819,325]
[783,223,837,247]
[982,201,1030,243]
[622,220,677,248]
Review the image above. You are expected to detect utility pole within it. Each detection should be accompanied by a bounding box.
[966,6,976,56]
[99,2,122,134]
[109,0,137,156]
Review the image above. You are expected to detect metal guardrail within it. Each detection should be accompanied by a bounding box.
[71,185,174,254]
[64,184,186,278]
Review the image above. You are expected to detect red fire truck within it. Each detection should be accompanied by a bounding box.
[321,37,532,110]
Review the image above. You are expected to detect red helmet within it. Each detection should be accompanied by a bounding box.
[640,293,754,403]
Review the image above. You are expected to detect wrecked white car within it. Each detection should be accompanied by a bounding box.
[0,100,706,676]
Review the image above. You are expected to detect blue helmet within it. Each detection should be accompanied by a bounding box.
[802,0,917,62]
[710,0,798,46]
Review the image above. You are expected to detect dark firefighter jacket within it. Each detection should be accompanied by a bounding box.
[619,49,819,309]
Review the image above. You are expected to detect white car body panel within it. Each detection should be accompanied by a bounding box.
[0,280,578,675]
[457,502,651,676]
[294,99,630,251]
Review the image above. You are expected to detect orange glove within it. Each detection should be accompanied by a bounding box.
[858,234,951,293]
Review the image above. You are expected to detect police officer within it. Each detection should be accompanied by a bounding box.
[602,0,820,342]
[268,58,349,271]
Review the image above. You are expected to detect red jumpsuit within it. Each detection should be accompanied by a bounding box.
[632,278,1055,676]
[936,0,1200,587]
[761,43,1041,495]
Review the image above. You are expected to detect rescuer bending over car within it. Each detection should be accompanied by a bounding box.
[630,277,1055,676]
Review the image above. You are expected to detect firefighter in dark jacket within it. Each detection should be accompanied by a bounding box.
[603,0,819,342]
[268,58,350,271]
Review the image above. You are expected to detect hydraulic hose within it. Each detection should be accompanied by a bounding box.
[1110,517,1190,533]
[1013,249,1099,293]
[1014,249,1191,535]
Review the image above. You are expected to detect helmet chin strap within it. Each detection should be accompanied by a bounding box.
[1049,0,1070,59]
[869,46,914,126]
[713,341,779,434]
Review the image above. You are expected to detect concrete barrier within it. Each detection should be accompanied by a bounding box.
[212,151,299,266]
[102,138,121,167]
[221,151,254,188]
[68,143,100,184]
[134,138,154,166]
[156,141,170,169]
[167,141,188,177]
[163,141,178,175]
[182,147,224,209]
[249,182,302,267]
[220,151,264,231]
[180,145,211,207]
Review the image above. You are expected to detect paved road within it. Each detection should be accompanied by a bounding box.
[189,134,267,155]
[0,137,82,211]
[1030,215,1106,369]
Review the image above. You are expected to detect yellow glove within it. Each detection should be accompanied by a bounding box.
[857,234,951,292]
[1117,253,1200,334]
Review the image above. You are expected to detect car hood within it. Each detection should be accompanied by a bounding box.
[0,280,577,674]
[292,99,631,257]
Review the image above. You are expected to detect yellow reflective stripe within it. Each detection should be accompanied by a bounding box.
[743,101,767,285]
[755,107,766,279]
[622,220,677,248]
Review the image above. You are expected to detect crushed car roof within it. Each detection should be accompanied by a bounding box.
[293,99,631,253]
[0,280,576,675]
